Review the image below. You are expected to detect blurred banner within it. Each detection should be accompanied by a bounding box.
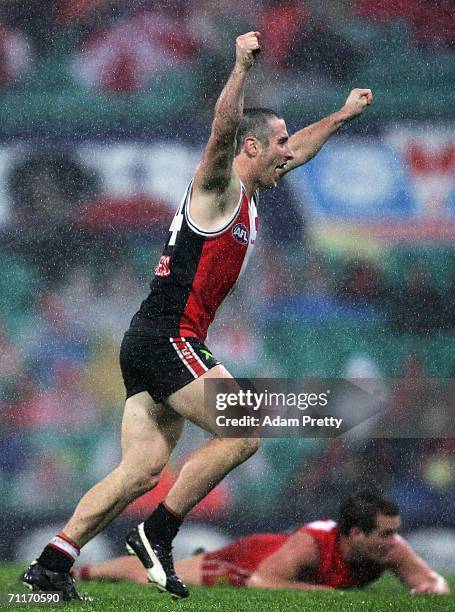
[0,142,200,227]
[1,128,455,241]
[288,126,455,244]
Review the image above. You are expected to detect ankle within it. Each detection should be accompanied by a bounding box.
[37,533,80,574]
[143,502,183,543]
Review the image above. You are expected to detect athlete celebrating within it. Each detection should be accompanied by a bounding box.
[23,32,373,600]
[73,491,449,596]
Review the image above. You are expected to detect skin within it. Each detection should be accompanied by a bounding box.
[82,513,449,595]
[59,32,372,551]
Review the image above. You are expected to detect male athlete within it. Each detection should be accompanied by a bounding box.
[73,491,450,595]
[23,32,373,600]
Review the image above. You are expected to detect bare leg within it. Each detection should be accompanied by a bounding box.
[88,556,148,584]
[165,436,259,515]
[84,554,204,586]
[62,392,183,547]
[163,365,260,516]
[175,554,204,585]
[105,367,258,598]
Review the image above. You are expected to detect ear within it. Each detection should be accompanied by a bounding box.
[350,527,362,538]
[244,136,260,158]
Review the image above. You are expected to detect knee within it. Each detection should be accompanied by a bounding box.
[118,462,165,497]
[131,473,161,497]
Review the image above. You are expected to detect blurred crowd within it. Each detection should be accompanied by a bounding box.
[0,0,453,539]
[0,146,454,528]
[0,0,451,97]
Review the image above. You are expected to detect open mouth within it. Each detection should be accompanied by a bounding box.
[276,162,288,170]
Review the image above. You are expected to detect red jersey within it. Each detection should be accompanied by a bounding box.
[300,520,383,588]
[201,520,384,588]
[129,180,258,341]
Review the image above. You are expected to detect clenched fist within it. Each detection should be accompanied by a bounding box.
[236,31,261,70]
[341,88,373,119]
[411,578,450,595]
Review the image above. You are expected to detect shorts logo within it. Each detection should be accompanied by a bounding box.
[200,349,213,361]
[181,347,192,359]
[232,223,249,245]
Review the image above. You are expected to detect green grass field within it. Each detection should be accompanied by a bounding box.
[1,565,453,611]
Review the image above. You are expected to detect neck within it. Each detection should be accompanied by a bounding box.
[233,156,257,200]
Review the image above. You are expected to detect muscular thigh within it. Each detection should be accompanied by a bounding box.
[164,364,240,434]
[121,391,184,468]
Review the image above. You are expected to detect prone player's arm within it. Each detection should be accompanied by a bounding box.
[193,32,261,198]
[387,536,450,595]
[278,88,373,177]
[246,531,333,591]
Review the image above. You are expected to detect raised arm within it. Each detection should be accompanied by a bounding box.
[193,32,261,198]
[246,530,332,591]
[279,88,373,176]
[387,536,450,595]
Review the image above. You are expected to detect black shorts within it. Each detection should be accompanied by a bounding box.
[119,333,220,403]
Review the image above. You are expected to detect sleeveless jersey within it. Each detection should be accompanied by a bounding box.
[299,520,384,588]
[130,180,258,341]
[201,520,384,588]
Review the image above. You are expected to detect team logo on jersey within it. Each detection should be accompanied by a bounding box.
[155,255,170,277]
[232,223,249,245]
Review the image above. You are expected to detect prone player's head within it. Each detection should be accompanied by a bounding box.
[339,490,400,562]
[235,108,294,190]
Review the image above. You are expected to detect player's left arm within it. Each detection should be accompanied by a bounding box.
[278,88,373,177]
[386,535,450,595]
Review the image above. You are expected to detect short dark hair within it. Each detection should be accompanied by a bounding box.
[339,490,399,536]
[235,108,283,155]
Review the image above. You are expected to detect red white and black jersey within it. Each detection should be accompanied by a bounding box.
[130,180,258,341]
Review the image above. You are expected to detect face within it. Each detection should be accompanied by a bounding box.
[253,118,294,190]
[349,513,401,562]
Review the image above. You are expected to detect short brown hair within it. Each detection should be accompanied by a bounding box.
[339,490,399,535]
[235,108,282,155]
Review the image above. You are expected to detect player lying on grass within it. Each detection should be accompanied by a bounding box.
[72,490,449,595]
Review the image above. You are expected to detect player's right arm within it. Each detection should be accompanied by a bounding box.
[190,32,260,228]
[246,530,333,591]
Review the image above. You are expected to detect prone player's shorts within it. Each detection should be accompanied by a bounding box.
[200,534,287,587]
[120,333,220,404]
[200,541,252,587]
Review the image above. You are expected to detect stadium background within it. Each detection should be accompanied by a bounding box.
[0,0,454,573]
